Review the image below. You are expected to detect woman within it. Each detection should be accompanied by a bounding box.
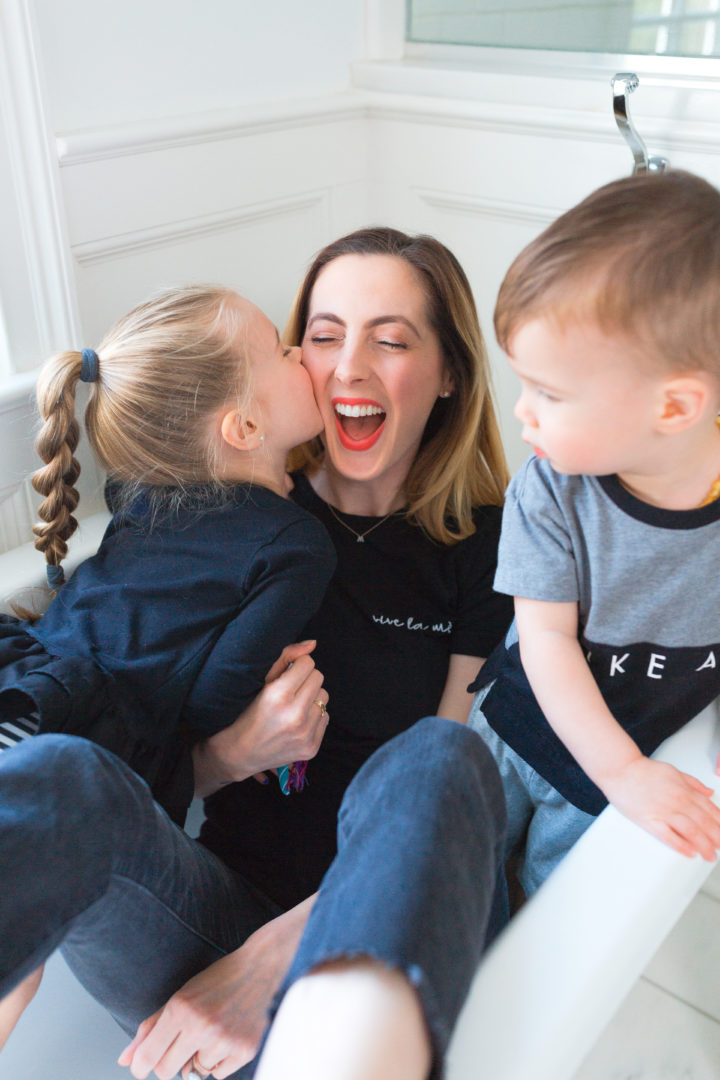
[0,229,512,1080]
[198,228,512,908]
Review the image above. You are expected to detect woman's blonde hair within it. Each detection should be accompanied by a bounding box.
[286,228,509,544]
[32,285,251,580]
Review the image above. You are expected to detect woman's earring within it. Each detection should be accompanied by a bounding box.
[439,390,452,399]
[259,435,265,444]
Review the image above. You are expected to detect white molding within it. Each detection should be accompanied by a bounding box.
[0,480,39,552]
[0,0,81,350]
[364,0,406,60]
[366,94,616,142]
[360,88,720,156]
[71,192,330,267]
[55,87,711,183]
[417,190,560,227]
[0,305,12,378]
[56,94,365,166]
[54,78,720,184]
[404,42,720,85]
[0,369,38,412]
[0,378,39,507]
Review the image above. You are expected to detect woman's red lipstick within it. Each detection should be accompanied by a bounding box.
[332,398,386,452]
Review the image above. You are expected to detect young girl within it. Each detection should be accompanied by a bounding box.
[0,285,334,823]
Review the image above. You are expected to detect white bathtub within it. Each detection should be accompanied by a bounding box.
[447,698,720,1079]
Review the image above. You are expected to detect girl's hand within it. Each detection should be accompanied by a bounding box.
[602,756,720,860]
[192,641,329,797]
[118,897,316,1080]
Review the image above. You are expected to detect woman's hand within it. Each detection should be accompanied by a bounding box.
[192,641,329,797]
[118,897,316,1080]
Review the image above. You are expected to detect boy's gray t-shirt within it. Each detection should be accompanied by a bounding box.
[473,456,720,814]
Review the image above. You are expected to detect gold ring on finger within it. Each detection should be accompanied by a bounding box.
[314,699,327,717]
[188,1058,214,1080]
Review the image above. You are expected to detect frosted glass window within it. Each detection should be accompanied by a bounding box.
[407,0,720,58]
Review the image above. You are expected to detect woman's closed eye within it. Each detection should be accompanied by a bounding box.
[377,339,408,350]
[308,334,340,346]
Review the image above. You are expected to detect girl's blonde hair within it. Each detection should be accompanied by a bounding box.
[32,285,251,580]
[286,228,509,544]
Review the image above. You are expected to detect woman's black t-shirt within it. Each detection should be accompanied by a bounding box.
[199,472,512,909]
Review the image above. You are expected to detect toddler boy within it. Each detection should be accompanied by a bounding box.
[470,170,720,895]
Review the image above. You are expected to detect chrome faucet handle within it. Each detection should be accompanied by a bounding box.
[611,72,669,175]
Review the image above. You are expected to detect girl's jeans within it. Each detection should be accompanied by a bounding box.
[0,717,507,1078]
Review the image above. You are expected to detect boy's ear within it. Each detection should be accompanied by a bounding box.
[657,375,714,432]
[220,408,263,452]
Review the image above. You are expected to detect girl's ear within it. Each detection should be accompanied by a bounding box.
[220,409,263,452]
[657,375,713,433]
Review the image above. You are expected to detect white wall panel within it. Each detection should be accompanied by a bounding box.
[33,0,366,132]
[56,104,369,340]
[360,74,720,467]
[73,191,333,343]
[4,2,720,522]
[363,108,625,468]
[48,74,720,469]
[57,105,367,241]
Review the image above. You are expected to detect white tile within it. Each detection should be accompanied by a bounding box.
[644,891,720,1022]
[574,977,720,1079]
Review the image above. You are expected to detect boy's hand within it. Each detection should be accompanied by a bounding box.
[603,756,720,860]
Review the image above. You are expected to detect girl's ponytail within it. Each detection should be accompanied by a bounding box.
[31,351,85,587]
[29,286,252,593]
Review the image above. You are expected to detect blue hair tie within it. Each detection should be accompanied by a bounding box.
[46,563,66,589]
[80,348,99,383]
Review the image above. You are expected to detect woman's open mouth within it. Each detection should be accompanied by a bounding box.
[333,399,387,452]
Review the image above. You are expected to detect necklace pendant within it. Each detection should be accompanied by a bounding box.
[357,535,365,543]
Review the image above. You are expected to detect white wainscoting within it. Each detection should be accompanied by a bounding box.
[56,97,371,342]
[6,62,720,523]
[353,69,720,468]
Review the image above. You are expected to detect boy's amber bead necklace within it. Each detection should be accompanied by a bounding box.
[699,476,720,507]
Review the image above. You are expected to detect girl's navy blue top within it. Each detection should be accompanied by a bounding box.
[0,484,335,821]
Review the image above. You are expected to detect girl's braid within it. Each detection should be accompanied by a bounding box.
[31,352,83,581]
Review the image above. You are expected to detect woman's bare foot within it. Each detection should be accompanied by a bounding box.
[0,965,44,1051]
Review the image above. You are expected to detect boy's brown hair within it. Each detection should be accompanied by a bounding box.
[494,170,720,375]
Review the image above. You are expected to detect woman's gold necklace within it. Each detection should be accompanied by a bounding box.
[326,502,401,543]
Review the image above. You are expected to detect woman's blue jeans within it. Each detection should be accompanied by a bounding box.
[0,718,507,1077]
